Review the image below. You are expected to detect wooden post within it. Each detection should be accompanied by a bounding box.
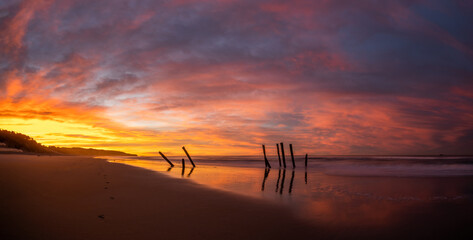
[305,153,308,168]
[280,142,286,168]
[182,146,196,167]
[159,151,174,167]
[289,144,296,168]
[262,144,267,167]
[262,144,271,168]
[182,158,185,168]
[276,143,281,167]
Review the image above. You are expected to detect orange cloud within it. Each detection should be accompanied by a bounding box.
[1,0,472,156]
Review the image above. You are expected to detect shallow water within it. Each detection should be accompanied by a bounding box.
[107,155,473,232]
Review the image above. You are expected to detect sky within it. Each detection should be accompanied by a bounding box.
[1,0,473,156]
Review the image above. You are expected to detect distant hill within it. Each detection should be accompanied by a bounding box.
[0,129,136,156]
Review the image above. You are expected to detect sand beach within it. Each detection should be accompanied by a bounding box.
[1,154,473,240]
[0,154,323,240]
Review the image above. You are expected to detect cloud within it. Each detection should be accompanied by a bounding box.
[0,0,472,155]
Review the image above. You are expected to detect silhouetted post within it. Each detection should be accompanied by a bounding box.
[279,169,286,194]
[262,144,271,168]
[280,142,287,168]
[289,144,296,168]
[182,146,196,167]
[289,170,295,194]
[181,159,185,176]
[159,151,174,167]
[262,144,267,167]
[276,143,281,167]
[305,153,308,168]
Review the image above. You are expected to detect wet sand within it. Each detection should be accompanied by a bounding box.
[1,154,472,240]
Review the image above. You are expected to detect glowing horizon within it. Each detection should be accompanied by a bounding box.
[1,0,472,156]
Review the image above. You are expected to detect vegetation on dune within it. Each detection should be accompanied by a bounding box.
[0,129,53,153]
[0,129,136,156]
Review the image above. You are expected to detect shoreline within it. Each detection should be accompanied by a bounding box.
[0,154,323,240]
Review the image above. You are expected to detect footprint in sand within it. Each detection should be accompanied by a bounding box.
[98,214,105,219]
[110,197,115,200]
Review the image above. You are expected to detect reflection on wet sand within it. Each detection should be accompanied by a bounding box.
[261,168,270,191]
[187,167,195,177]
[110,158,473,234]
[279,169,286,194]
[289,170,295,194]
[275,169,281,192]
[262,169,297,195]
[305,170,307,184]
